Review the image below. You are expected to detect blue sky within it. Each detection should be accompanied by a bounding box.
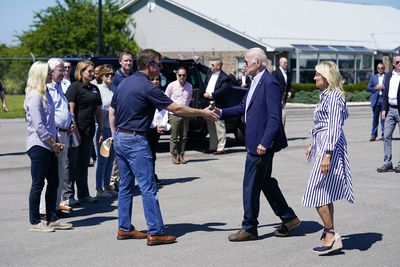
[0,0,399,46]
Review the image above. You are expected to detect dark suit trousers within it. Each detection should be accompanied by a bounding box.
[242,151,296,233]
[371,102,384,137]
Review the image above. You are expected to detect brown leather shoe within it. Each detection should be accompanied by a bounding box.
[171,155,180,165]
[117,229,148,240]
[147,234,177,246]
[59,203,73,212]
[228,229,258,242]
[273,217,301,237]
[179,155,186,164]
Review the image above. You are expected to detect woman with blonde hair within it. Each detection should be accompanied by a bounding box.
[303,61,354,255]
[24,61,71,232]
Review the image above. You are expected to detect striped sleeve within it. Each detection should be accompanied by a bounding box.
[324,93,344,152]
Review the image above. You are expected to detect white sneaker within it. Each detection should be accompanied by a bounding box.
[29,222,55,233]
[96,190,113,198]
[48,220,73,230]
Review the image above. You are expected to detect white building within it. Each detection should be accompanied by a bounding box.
[120,0,400,83]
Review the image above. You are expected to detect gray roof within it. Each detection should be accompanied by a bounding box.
[121,0,400,51]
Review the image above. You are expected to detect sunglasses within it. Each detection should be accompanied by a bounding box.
[104,73,115,77]
[377,67,384,70]
[178,74,186,77]
[395,61,400,65]
[149,61,162,68]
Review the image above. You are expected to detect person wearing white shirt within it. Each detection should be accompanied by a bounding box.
[378,54,400,173]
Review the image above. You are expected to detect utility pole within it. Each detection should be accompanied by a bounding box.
[97,0,102,55]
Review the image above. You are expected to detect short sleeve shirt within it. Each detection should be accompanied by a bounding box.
[111,72,173,132]
[66,81,102,131]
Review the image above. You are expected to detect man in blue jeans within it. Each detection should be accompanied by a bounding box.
[109,49,218,246]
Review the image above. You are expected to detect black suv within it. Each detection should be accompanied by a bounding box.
[63,56,247,144]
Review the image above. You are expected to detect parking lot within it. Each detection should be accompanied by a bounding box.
[0,105,399,266]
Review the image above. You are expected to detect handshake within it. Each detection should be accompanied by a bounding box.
[202,101,221,122]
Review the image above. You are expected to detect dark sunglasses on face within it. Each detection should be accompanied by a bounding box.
[178,74,186,77]
[395,61,400,65]
[149,61,162,68]
[377,67,384,70]
[104,73,115,77]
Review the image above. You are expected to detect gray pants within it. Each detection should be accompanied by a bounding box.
[383,107,400,167]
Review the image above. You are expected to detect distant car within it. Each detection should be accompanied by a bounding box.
[63,56,247,145]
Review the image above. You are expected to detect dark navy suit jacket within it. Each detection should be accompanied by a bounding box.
[221,70,287,155]
[204,70,231,108]
[367,73,385,107]
[382,71,400,115]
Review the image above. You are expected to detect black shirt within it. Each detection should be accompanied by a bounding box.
[66,81,102,133]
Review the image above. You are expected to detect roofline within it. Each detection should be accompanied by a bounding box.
[119,0,276,51]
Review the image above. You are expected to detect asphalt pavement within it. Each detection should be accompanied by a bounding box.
[0,105,399,267]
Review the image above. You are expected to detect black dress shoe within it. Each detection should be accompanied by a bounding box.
[369,136,376,142]
[203,149,215,154]
[228,229,258,242]
[377,165,394,173]
[395,166,400,173]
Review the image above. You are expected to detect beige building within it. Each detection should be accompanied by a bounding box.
[120,0,400,83]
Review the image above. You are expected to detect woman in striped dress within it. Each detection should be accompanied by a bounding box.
[302,61,354,255]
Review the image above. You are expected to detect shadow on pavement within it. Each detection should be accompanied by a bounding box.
[342,232,382,251]
[165,222,237,237]
[0,151,26,156]
[257,220,322,239]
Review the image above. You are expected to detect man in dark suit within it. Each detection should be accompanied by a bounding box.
[377,54,400,173]
[214,48,300,241]
[367,63,386,141]
[272,57,292,106]
[203,59,232,154]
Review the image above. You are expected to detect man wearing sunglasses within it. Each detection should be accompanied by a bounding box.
[378,54,400,173]
[110,49,218,245]
[367,63,386,142]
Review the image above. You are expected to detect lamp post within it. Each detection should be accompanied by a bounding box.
[97,0,102,55]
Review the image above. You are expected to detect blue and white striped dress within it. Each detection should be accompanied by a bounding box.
[302,89,354,207]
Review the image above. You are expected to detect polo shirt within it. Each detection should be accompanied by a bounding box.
[111,68,134,93]
[111,72,173,132]
[66,81,102,131]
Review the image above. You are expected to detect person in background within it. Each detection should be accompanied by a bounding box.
[240,69,251,89]
[147,75,169,185]
[95,64,118,197]
[0,81,9,112]
[165,67,193,164]
[213,48,300,242]
[92,65,103,86]
[203,59,231,155]
[24,61,72,232]
[61,61,72,94]
[112,51,134,92]
[63,60,103,205]
[303,61,353,255]
[272,57,292,127]
[367,63,386,141]
[110,48,218,245]
[377,54,400,173]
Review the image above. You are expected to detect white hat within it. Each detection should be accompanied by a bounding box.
[100,137,113,158]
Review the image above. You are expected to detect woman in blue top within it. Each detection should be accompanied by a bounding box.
[302,61,354,255]
[24,61,68,232]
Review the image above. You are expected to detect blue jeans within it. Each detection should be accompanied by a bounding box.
[383,107,400,167]
[114,131,164,235]
[371,103,384,137]
[95,127,115,190]
[27,146,58,224]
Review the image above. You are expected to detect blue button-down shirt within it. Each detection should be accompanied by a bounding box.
[47,81,72,129]
[24,89,56,151]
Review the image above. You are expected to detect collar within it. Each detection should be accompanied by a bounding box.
[251,69,266,85]
[392,70,400,76]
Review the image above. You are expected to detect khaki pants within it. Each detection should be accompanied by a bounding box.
[207,119,226,152]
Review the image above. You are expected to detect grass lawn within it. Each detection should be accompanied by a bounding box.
[0,95,25,119]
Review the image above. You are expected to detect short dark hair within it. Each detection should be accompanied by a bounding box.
[119,51,133,61]
[99,64,114,78]
[137,49,161,70]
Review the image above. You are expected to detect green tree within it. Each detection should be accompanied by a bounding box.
[18,0,138,57]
